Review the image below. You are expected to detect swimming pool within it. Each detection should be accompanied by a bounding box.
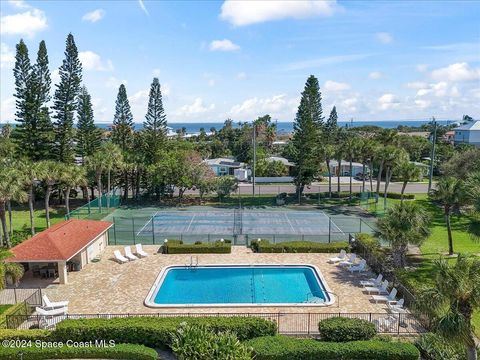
[145,265,334,307]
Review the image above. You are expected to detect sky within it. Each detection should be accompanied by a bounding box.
[0,0,479,124]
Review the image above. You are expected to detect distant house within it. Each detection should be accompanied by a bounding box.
[454,120,480,147]
[265,156,295,176]
[443,130,455,144]
[204,158,245,176]
[329,160,366,177]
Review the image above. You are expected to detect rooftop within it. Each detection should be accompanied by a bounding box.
[455,120,480,131]
[9,219,113,262]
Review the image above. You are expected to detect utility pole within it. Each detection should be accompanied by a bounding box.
[252,122,256,198]
[428,117,437,193]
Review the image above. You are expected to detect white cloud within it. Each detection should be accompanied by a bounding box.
[82,9,105,23]
[0,8,47,37]
[220,0,338,26]
[138,0,149,16]
[79,51,114,71]
[368,71,382,79]
[229,94,298,120]
[324,80,350,92]
[414,99,430,109]
[174,98,215,118]
[430,62,480,82]
[105,76,127,89]
[152,68,161,76]
[375,32,393,44]
[208,79,216,87]
[283,53,372,71]
[0,97,15,122]
[0,43,15,69]
[406,81,428,89]
[8,0,30,8]
[209,39,240,52]
[416,64,428,72]
[341,97,358,112]
[237,72,246,79]
[415,81,461,98]
[378,93,399,110]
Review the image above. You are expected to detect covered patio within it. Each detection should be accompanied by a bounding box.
[8,219,112,285]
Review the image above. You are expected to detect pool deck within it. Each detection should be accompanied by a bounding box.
[42,246,390,315]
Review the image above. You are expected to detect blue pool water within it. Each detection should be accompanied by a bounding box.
[149,265,330,305]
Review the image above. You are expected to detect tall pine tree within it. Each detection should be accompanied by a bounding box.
[77,86,101,163]
[325,106,338,138]
[12,39,34,156]
[143,77,167,163]
[53,33,82,163]
[112,84,134,152]
[291,75,323,202]
[112,84,134,200]
[31,40,54,160]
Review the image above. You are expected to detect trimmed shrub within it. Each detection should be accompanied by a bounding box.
[385,192,415,200]
[318,317,376,342]
[0,343,157,360]
[246,336,420,360]
[0,303,32,329]
[415,333,466,360]
[171,323,252,360]
[0,329,50,341]
[52,316,277,349]
[251,240,349,253]
[160,239,231,254]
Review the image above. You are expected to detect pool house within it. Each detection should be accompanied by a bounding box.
[8,219,112,285]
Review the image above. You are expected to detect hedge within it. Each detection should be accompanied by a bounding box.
[251,240,349,253]
[318,317,376,342]
[0,329,50,341]
[52,316,277,349]
[0,343,157,360]
[0,303,33,329]
[246,336,420,360]
[160,239,232,254]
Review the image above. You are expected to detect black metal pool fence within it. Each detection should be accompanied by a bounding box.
[5,311,425,335]
[107,214,377,246]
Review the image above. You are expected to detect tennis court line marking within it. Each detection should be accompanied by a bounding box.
[320,212,345,235]
[284,212,295,232]
[136,210,159,236]
[185,214,196,233]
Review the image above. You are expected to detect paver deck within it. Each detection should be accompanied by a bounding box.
[41,246,390,315]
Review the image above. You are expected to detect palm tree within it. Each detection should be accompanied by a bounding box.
[382,147,408,209]
[101,142,123,210]
[430,177,468,255]
[87,151,107,212]
[0,249,24,288]
[373,146,388,201]
[343,134,359,202]
[322,144,335,198]
[61,165,87,214]
[465,171,480,241]
[334,129,347,194]
[20,161,40,235]
[358,139,377,193]
[416,254,480,360]
[397,161,421,201]
[37,161,61,228]
[377,202,430,268]
[0,160,27,247]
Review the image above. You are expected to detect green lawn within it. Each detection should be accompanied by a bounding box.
[384,193,480,336]
[0,305,13,315]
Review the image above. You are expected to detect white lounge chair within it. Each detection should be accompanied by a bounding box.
[114,250,128,263]
[364,280,389,294]
[348,259,367,273]
[42,295,69,310]
[328,249,347,263]
[372,288,398,304]
[124,246,138,261]
[36,306,68,316]
[135,243,148,257]
[338,254,356,267]
[373,315,398,332]
[387,298,406,313]
[360,273,383,287]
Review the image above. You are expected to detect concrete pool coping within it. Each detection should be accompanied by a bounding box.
[144,263,335,308]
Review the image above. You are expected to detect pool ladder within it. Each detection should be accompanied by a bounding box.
[185,256,198,270]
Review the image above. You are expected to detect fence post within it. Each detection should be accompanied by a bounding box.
[113,217,117,245]
[132,218,136,245]
[328,218,331,243]
[151,216,155,245]
[359,219,363,233]
[14,288,17,304]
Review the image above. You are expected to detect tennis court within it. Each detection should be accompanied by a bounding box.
[137,209,343,236]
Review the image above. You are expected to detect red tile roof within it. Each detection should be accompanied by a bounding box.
[9,219,112,262]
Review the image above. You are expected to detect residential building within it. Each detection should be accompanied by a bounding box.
[454,120,480,147]
[204,158,246,176]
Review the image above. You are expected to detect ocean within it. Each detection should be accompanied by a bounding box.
[1,120,455,135]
